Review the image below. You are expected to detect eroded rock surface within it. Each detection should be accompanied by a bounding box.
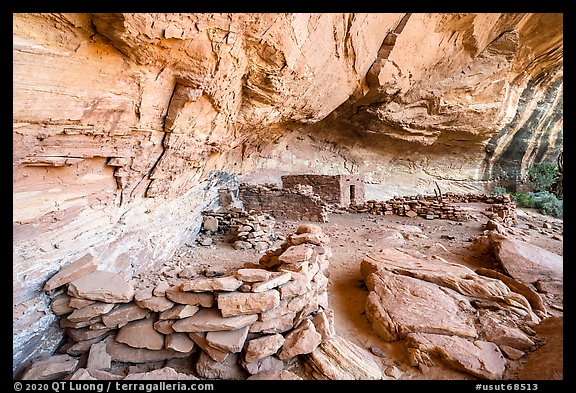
[361,247,544,379]
[364,268,479,341]
[488,232,563,284]
[405,333,506,380]
[304,335,384,380]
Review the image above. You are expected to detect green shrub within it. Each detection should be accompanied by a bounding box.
[527,162,558,192]
[540,199,563,218]
[512,190,563,218]
[512,192,536,209]
[491,186,508,196]
[530,191,563,218]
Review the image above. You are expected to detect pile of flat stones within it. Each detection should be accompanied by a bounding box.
[349,193,516,223]
[19,224,335,381]
[198,208,278,252]
[480,197,517,225]
[350,195,470,221]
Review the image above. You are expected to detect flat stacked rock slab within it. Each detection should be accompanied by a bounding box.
[68,270,135,303]
[43,253,98,292]
[172,307,258,332]
[104,336,191,363]
[115,316,165,350]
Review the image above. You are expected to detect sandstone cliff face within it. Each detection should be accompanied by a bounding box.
[234,13,563,197]
[12,13,562,375]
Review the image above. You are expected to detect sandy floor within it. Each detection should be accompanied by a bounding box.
[166,204,563,380]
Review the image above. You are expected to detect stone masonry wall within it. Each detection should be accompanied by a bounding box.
[349,193,517,225]
[281,174,366,207]
[238,183,329,223]
[281,175,342,205]
[18,225,335,380]
[199,208,278,252]
[339,175,366,206]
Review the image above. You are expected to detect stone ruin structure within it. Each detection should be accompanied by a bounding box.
[217,187,240,210]
[238,183,329,223]
[281,174,366,207]
[197,178,341,251]
[214,181,517,231]
[350,193,517,225]
[195,186,279,252]
[226,174,366,224]
[13,13,563,378]
[18,225,383,380]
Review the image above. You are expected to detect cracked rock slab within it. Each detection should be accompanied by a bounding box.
[362,249,535,317]
[364,269,478,341]
[488,232,563,284]
[405,332,506,380]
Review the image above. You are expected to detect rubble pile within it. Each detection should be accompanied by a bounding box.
[198,208,278,252]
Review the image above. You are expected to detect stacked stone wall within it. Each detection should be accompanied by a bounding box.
[349,193,517,225]
[19,226,334,380]
[281,174,366,207]
[238,183,329,223]
[281,175,343,205]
